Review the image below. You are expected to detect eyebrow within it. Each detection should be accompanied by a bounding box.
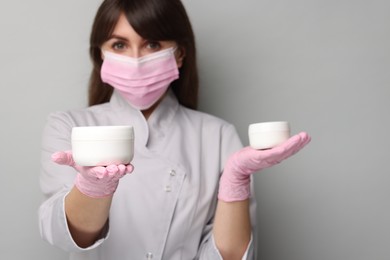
[108,34,129,42]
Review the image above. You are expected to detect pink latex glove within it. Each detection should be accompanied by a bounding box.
[218,132,311,202]
[51,151,134,198]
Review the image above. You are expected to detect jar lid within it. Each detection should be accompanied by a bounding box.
[72,126,134,140]
[248,121,290,133]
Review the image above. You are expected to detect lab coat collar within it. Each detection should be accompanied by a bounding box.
[109,89,179,150]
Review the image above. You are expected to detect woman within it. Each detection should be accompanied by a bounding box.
[39,0,310,259]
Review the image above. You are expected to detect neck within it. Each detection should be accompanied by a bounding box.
[141,100,160,120]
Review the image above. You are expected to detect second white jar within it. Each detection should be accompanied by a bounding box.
[248,121,290,150]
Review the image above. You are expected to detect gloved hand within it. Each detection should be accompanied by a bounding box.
[218,132,311,202]
[52,151,134,198]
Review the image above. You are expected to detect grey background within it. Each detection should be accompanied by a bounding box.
[1,0,389,259]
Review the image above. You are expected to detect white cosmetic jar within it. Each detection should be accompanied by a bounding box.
[71,126,134,166]
[248,121,290,150]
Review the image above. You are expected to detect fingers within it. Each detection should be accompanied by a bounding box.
[301,132,312,146]
[88,166,109,179]
[271,132,311,160]
[116,164,134,176]
[51,151,75,166]
[118,164,126,175]
[249,132,311,164]
[115,164,134,177]
[52,150,135,180]
[91,164,134,179]
[126,164,134,174]
[287,132,311,155]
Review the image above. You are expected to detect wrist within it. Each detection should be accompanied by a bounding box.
[75,174,119,198]
[218,169,251,202]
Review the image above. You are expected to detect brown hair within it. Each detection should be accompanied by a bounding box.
[88,0,199,109]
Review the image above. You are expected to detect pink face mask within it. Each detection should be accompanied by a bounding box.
[101,47,179,110]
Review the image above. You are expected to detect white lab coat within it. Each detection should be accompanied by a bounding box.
[39,90,257,259]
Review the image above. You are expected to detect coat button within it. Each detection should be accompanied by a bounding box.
[146,252,153,259]
[170,170,176,176]
[164,185,172,192]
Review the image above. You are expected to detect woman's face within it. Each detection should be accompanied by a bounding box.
[101,13,184,67]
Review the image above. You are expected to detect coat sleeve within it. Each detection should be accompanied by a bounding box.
[38,112,108,252]
[195,194,257,260]
[196,123,257,259]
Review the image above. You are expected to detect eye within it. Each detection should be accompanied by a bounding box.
[111,41,127,51]
[145,41,161,51]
